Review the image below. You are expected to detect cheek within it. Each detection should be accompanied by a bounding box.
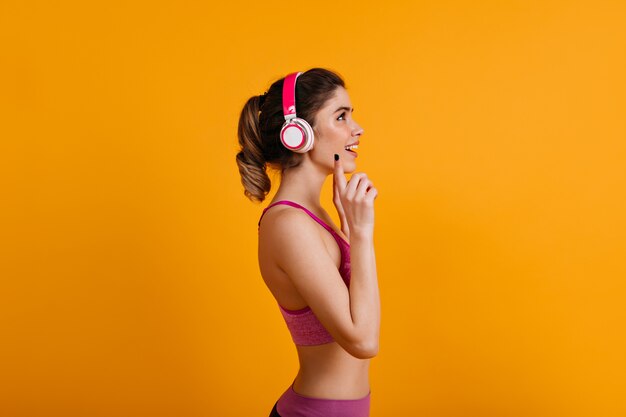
[315,124,344,141]
[313,135,343,152]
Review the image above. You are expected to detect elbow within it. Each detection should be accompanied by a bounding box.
[348,339,379,359]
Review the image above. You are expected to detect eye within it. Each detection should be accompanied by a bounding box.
[337,112,346,121]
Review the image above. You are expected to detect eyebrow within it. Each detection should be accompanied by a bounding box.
[334,106,354,113]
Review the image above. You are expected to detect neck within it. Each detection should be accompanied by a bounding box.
[272,159,330,210]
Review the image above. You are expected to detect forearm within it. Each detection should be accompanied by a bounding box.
[347,229,380,356]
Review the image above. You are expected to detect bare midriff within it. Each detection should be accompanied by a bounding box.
[292,342,371,400]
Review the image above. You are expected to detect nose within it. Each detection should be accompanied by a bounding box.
[352,120,364,137]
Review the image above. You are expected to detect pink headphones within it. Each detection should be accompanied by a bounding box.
[280,72,314,153]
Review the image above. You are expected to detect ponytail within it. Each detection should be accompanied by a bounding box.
[236,95,271,202]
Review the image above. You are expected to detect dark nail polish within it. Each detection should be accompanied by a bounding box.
[334,154,339,161]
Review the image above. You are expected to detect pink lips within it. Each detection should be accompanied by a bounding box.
[345,140,359,157]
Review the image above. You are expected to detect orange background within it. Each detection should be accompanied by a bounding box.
[1,1,625,416]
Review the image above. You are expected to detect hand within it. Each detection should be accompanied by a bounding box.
[333,154,378,237]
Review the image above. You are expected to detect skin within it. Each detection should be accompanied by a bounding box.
[258,86,380,399]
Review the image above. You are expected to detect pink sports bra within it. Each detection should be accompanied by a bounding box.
[258,200,351,346]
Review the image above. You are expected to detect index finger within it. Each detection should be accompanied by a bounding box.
[333,154,347,190]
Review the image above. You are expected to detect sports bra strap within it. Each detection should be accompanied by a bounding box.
[258,200,330,232]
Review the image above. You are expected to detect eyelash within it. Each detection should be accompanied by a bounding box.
[337,112,346,121]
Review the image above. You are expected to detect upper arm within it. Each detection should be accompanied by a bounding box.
[264,209,363,353]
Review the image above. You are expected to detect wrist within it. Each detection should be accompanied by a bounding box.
[349,226,374,240]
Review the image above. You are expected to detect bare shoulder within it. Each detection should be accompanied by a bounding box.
[259,205,328,262]
[260,206,321,243]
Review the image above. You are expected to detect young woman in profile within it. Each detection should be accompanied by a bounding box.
[236,68,380,417]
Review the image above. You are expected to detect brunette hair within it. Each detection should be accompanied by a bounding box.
[236,68,345,202]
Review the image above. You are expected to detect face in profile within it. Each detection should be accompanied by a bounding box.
[309,87,364,173]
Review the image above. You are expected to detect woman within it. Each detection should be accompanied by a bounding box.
[236,68,380,417]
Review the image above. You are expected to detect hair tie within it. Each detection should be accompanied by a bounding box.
[259,92,268,107]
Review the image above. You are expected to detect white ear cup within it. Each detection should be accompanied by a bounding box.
[280,117,314,153]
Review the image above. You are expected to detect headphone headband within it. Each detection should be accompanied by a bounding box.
[280,71,314,153]
[282,72,302,121]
